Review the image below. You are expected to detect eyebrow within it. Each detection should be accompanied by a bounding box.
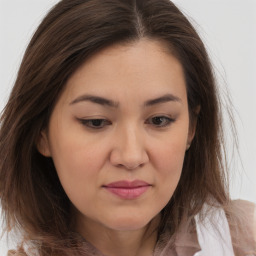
[144,94,181,107]
[70,93,181,108]
[70,94,119,108]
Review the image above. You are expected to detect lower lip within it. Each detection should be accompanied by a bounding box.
[104,186,150,199]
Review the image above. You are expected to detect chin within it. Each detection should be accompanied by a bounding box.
[104,214,157,232]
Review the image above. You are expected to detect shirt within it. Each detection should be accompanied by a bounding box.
[8,200,256,256]
[80,200,256,256]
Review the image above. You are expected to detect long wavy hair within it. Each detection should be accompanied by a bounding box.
[0,0,230,255]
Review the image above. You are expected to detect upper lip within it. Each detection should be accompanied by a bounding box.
[103,180,151,188]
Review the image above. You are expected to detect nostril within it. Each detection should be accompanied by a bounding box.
[126,163,143,170]
[116,162,143,170]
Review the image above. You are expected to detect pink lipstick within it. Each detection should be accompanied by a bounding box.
[103,180,151,199]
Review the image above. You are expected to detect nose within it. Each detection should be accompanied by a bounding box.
[110,125,149,170]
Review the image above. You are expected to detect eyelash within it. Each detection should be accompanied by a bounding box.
[77,116,175,130]
[145,116,175,127]
[78,119,111,129]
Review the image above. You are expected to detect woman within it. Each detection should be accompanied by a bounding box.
[0,0,255,255]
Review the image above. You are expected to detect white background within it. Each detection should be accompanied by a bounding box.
[0,0,255,254]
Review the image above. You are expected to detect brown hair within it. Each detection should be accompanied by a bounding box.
[0,0,230,255]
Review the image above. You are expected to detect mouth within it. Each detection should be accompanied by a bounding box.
[102,180,152,199]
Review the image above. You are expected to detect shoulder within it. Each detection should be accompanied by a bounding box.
[228,199,256,237]
[7,250,28,256]
[230,199,256,215]
[227,199,256,255]
[155,201,255,256]
[193,200,256,256]
[7,245,39,256]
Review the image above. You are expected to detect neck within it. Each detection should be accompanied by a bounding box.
[76,215,160,256]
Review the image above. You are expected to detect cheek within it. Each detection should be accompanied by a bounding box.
[50,118,104,172]
[151,134,187,200]
[50,144,107,219]
[153,130,187,172]
[157,148,184,183]
[48,131,107,202]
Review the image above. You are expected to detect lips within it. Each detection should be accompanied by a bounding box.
[105,180,150,188]
[103,180,151,199]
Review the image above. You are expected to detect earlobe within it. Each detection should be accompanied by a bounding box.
[186,128,195,151]
[37,130,51,157]
[186,130,194,151]
[187,106,200,149]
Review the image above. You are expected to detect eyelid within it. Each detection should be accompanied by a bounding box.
[76,114,175,130]
[145,115,175,128]
[77,118,112,129]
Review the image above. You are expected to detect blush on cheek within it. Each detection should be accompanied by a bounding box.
[159,145,186,170]
[157,146,185,190]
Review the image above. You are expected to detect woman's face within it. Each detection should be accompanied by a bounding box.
[38,39,194,232]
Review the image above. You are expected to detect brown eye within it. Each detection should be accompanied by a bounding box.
[78,119,111,129]
[147,116,175,127]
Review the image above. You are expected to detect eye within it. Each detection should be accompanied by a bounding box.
[146,116,175,128]
[77,118,111,129]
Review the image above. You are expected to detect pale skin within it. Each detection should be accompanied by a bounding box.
[38,39,196,256]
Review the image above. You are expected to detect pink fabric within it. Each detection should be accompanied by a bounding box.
[8,200,256,255]
[79,200,256,256]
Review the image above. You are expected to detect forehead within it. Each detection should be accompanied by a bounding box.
[61,39,187,105]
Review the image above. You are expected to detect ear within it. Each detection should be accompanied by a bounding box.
[37,130,51,157]
[186,106,200,150]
